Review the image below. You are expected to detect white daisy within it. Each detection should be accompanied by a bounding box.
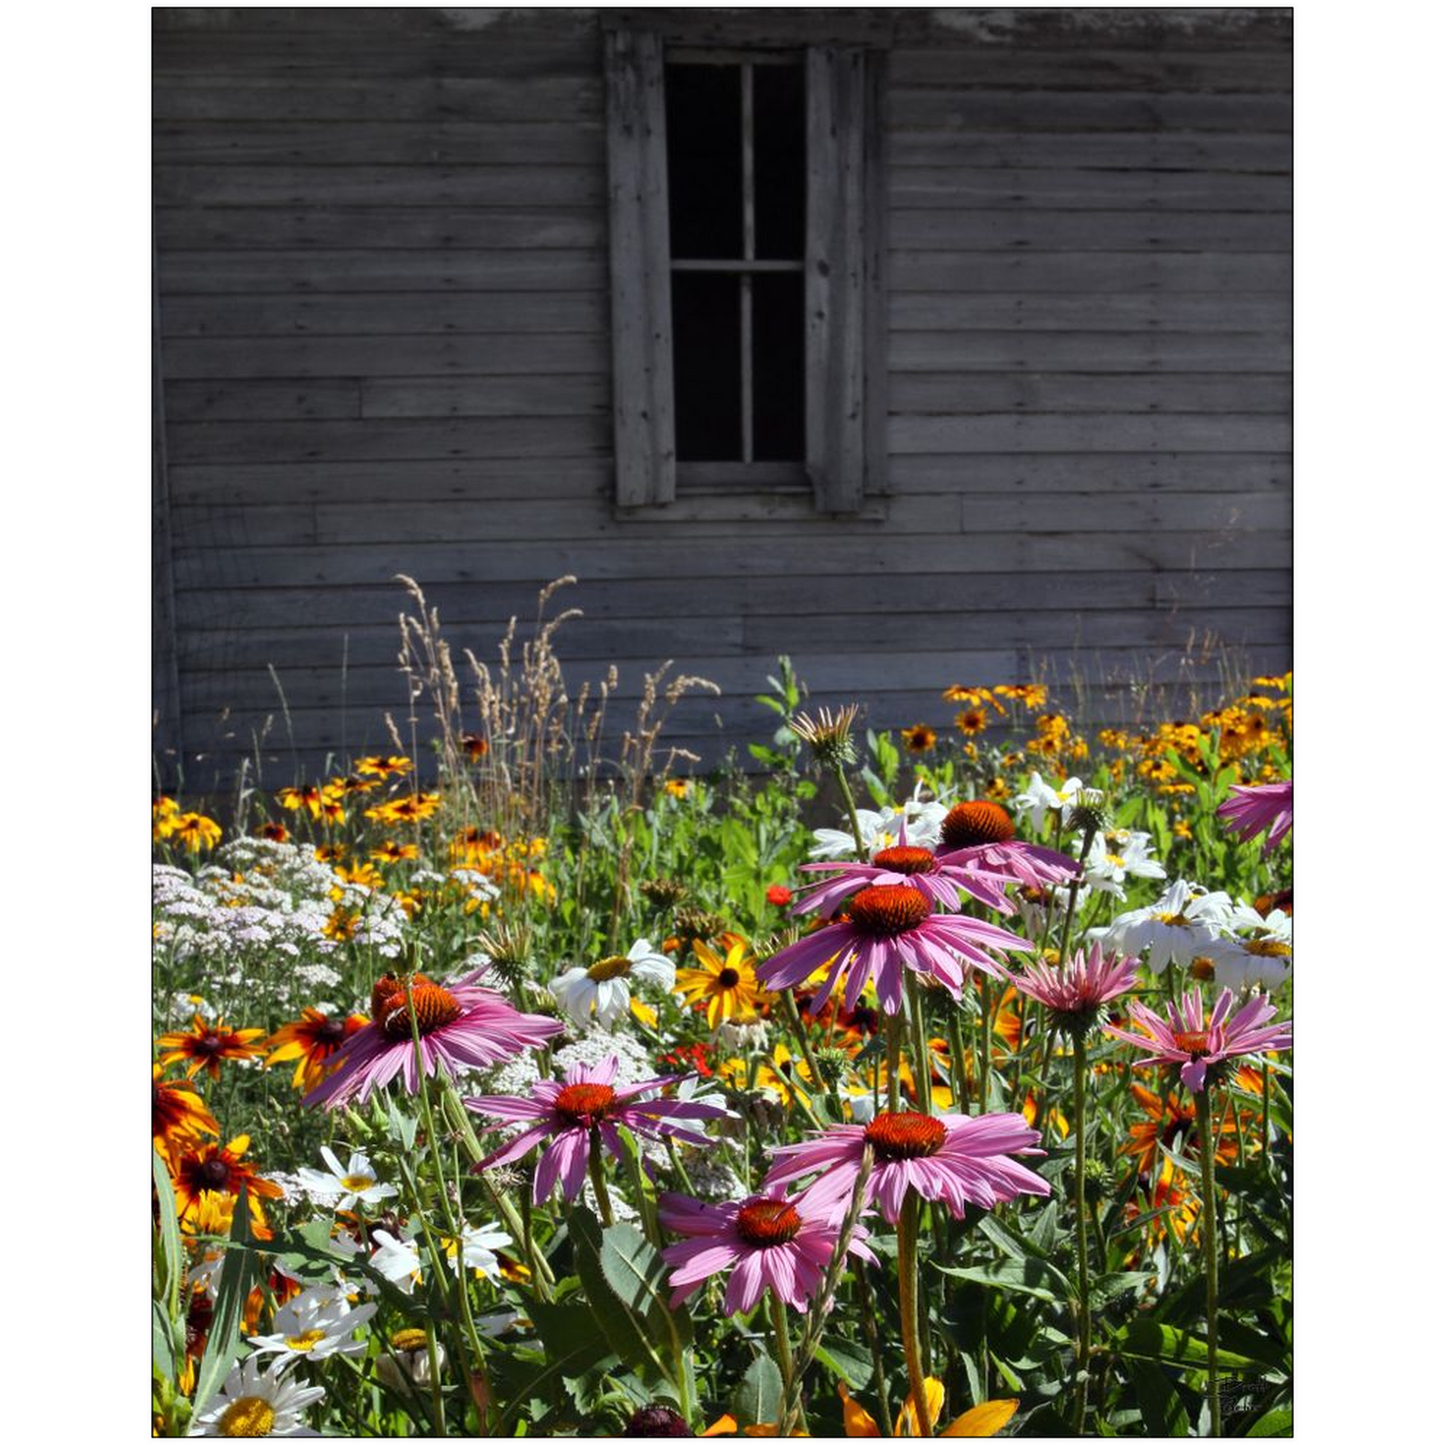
[549,937,675,1029]
[1206,904,1293,990]
[368,1230,422,1295]
[1082,829,1168,899]
[189,1356,325,1436]
[1014,772,1089,833]
[441,1221,512,1281]
[1096,878,1234,971]
[295,1146,399,1211]
[248,1291,377,1372]
[809,788,952,860]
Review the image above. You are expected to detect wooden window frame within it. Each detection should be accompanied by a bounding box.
[605,28,886,515]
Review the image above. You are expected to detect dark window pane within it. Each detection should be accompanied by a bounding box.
[665,64,742,260]
[752,271,804,461]
[673,272,742,460]
[753,64,806,260]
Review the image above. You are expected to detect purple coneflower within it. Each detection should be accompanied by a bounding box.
[757,884,1032,1015]
[1216,779,1292,854]
[764,1110,1050,1224]
[1102,986,1292,1094]
[466,1055,722,1205]
[301,967,563,1110]
[1012,942,1140,1036]
[657,1188,875,1315]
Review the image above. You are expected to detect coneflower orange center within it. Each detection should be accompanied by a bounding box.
[376,980,464,1039]
[1172,1030,1211,1056]
[554,1082,617,1122]
[940,800,1015,849]
[864,1110,947,1160]
[872,845,939,876]
[849,885,931,937]
[735,1198,803,1246]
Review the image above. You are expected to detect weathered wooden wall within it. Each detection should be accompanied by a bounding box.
[152,7,1291,784]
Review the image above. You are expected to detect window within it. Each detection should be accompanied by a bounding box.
[604,29,885,513]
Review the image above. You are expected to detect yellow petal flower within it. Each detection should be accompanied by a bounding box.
[940,1401,1019,1437]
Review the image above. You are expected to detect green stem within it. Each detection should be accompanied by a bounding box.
[780,989,824,1089]
[770,1290,796,1401]
[834,759,869,861]
[853,1258,894,1436]
[1070,1040,1092,1435]
[978,976,993,1112]
[1196,1087,1221,1436]
[898,1191,933,1437]
[908,975,933,1115]
[946,1007,970,1116]
[588,1131,615,1227]
[886,1009,904,1113]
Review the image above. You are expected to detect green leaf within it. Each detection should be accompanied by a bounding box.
[1246,1408,1294,1436]
[567,1209,668,1379]
[1111,1319,1257,1372]
[600,1221,692,1355]
[152,1148,183,1310]
[1089,1272,1156,1309]
[529,1299,617,1373]
[936,1256,1072,1303]
[732,1353,784,1428]
[1027,1199,1060,1256]
[1126,1361,1192,1437]
[192,1185,258,1417]
[812,1335,874,1390]
[153,1298,177,1378]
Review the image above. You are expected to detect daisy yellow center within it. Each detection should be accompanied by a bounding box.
[716,967,742,988]
[940,800,1015,849]
[391,1328,428,1352]
[586,955,633,982]
[286,1328,327,1352]
[849,885,931,937]
[342,1173,375,1192]
[1172,1030,1211,1056]
[377,982,464,1040]
[872,845,939,876]
[735,1199,804,1246]
[1244,939,1291,958]
[864,1110,947,1161]
[1159,912,1193,927]
[217,1397,277,1437]
[554,1082,617,1123]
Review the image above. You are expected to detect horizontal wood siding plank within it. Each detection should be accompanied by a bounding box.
[960,489,1290,532]
[170,533,1292,590]
[152,76,604,123]
[153,120,605,165]
[159,292,605,338]
[891,453,1291,495]
[172,570,1293,631]
[890,331,1291,373]
[892,208,1291,251]
[163,334,612,380]
[888,414,1290,454]
[889,251,1291,294]
[887,129,1292,172]
[889,166,1290,211]
[890,293,1289,332]
[165,380,364,422]
[166,416,610,465]
[153,163,604,209]
[157,249,608,295]
[891,373,1291,415]
[154,206,606,250]
[890,89,1292,133]
[888,47,1290,93]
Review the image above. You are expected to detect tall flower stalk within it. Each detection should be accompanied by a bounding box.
[897,1190,932,1438]
[1195,1086,1221,1436]
[1070,1039,1091,1433]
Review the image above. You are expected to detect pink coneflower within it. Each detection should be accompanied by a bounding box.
[793,827,1017,917]
[1012,942,1141,1035]
[1216,779,1292,854]
[934,838,1081,892]
[466,1056,724,1204]
[764,1110,1050,1223]
[758,884,1031,1015]
[657,1188,876,1315]
[301,967,563,1110]
[1102,986,1292,1094]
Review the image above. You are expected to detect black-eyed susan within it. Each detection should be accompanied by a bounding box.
[675,934,769,1028]
[277,785,324,819]
[314,842,347,863]
[153,1064,219,1163]
[837,1377,1019,1437]
[460,732,490,760]
[334,861,385,890]
[901,724,936,753]
[663,778,690,799]
[356,755,413,779]
[371,840,419,865]
[954,708,988,736]
[329,772,378,796]
[265,1008,369,1093]
[258,821,289,843]
[172,1135,284,1231]
[365,792,441,825]
[172,812,223,851]
[153,796,180,841]
[157,1014,267,1081]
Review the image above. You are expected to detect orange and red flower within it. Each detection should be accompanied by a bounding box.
[157,1015,267,1081]
[265,1008,370,1093]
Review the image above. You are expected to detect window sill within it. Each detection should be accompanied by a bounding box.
[614,488,888,525]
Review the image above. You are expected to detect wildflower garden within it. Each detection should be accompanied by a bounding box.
[152,587,1293,1438]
